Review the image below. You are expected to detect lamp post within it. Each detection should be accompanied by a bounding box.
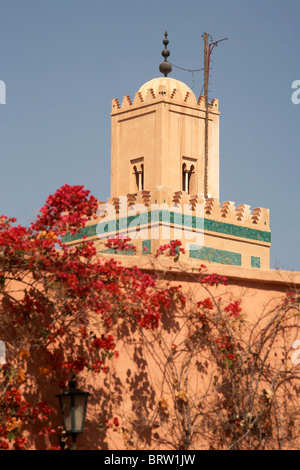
[56,375,90,450]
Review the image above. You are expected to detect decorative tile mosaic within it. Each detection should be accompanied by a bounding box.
[251,256,261,268]
[189,244,242,266]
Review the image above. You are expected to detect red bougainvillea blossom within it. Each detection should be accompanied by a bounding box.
[224,300,242,318]
[0,184,190,449]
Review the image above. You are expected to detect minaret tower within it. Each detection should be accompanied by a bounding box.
[64,33,271,270]
[110,32,220,200]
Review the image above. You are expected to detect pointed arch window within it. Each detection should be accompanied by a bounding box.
[182,163,195,194]
[131,158,144,192]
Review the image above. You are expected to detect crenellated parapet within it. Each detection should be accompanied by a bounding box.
[111,80,219,114]
[106,187,269,232]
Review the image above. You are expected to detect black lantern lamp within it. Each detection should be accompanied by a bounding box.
[56,375,90,450]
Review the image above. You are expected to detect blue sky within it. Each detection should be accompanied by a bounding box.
[0,0,299,271]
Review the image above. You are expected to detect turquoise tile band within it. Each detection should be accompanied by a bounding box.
[62,210,271,244]
[189,244,242,266]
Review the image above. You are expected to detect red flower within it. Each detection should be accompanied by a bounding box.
[225,300,242,317]
[0,440,9,450]
[113,417,119,427]
[201,273,227,286]
[197,297,214,310]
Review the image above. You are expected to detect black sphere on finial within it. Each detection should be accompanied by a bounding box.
[159,31,172,77]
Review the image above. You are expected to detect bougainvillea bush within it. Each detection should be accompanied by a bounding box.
[0,184,299,450]
[0,185,183,449]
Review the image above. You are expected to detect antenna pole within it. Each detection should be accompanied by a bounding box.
[203,33,209,199]
[202,33,228,199]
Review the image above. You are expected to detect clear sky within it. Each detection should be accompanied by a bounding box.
[0,0,299,271]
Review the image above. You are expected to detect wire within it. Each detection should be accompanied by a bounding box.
[170,63,204,73]
[170,63,204,91]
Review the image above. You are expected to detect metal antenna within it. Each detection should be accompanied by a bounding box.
[202,33,228,199]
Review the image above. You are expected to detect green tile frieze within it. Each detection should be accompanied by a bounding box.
[189,244,242,266]
[62,210,271,244]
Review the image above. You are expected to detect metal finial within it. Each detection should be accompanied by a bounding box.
[159,31,172,77]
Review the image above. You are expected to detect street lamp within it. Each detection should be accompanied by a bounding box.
[56,375,90,450]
